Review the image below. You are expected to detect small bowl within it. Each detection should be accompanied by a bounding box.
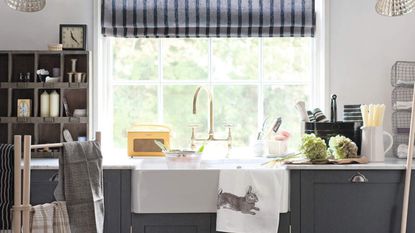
[73,109,87,117]
[164,150,202,169]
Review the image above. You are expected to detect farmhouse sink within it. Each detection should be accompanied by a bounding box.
[131,158,289,213]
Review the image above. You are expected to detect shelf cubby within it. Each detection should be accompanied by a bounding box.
[63,123,87,141]
[38,53,62,80]
[0,88,8,117]
[12,123,35,143]
[0,124,8,143]
[12,53,35,82]
[63,54,88,82]
[38,89,61,117]
[38,123,61,144]
[63,89,87,116]
[0,53,9,83]
[12,89,34,117]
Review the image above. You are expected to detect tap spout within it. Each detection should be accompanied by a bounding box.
[192,86,214,138]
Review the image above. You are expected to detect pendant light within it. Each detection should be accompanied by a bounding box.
[5,0,46,12]
[376,0,415,16]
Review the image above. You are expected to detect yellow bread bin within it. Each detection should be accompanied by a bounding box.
[128,124,171,157]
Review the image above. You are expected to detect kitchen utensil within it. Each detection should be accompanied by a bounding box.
[257,117,270,140]
[63,129,73,142]
[360,126,393,162]
[295,101,309,122]
[272,117,282,134]
[154,140,169,152]
[330,94,337,122]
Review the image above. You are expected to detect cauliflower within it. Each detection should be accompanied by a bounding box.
[328,135,358,159]
[300,134,327,161]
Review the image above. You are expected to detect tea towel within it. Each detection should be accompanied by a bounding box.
[55,141,104,233]
[30,201,71,233]
[0,144,14,232]
[216,168,289,233]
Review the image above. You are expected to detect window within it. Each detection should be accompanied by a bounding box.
[107,38,312,151]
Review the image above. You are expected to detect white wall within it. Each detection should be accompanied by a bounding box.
[329,0,415,136]
[0,0,94,50]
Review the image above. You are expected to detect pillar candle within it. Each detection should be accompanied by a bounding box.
[49,90,60,117]
[40,91,50,117]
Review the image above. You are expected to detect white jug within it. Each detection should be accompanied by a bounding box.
[361,126,393,162]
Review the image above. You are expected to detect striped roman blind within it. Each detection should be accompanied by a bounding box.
[101,0,316,38]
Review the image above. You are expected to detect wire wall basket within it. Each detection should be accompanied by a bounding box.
[391,61,415,87]
[392,87,413,111]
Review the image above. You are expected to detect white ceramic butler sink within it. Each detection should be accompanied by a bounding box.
[132,169,220,213]
[131,158,289,214]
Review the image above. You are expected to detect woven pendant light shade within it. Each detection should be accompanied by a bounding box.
[5,0,46,12]
[376,0,415,16]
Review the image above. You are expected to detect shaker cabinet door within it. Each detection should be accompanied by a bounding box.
[300,170,415,233]
[132,214,212,233]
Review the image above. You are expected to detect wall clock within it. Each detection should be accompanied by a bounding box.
[59,24,87,50]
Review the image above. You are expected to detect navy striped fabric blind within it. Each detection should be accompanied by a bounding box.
[101,0,316,38]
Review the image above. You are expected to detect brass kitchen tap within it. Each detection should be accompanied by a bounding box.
[191,86,232,152]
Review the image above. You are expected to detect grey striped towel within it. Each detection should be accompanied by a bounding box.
[30,201,71,233]
[55,141,104,233]
[0,144,14,232]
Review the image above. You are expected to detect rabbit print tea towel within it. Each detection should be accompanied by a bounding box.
[216,168,289,233]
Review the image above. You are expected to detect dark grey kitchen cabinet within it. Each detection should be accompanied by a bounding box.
[132,213,290,233]
[132,213,212,233]
[30,169,131,233]
[293,170,415,233]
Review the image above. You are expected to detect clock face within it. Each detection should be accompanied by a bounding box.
[60,25,86,50]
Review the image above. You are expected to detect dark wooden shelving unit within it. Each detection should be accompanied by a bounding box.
[0,50,90,157]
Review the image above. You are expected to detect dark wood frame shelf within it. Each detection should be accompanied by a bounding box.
[0,50,90,158]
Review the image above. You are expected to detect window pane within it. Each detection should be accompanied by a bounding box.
[212,38,259,81]
[263,38,311,82]
[112,38,158,81]
[264,85,309,149]
[213,85,258,147]
[163,85,208,149]
[163,39,209,80]
[113,85,158,148]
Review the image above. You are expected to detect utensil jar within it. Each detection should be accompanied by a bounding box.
[361,126,393,162]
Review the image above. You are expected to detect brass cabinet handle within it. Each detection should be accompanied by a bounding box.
[350,172,368,183]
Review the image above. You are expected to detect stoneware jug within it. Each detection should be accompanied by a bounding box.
[361,126,393,162]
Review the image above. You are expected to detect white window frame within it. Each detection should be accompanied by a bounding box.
[92,0,330,151]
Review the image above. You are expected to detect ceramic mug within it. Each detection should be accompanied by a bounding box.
[360,126,393,162]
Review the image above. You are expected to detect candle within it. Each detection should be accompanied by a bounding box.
[49,90,60,117]
[40,91,50,117]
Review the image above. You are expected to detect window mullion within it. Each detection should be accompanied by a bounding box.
[258,38,264,130]
[158,39,164,123]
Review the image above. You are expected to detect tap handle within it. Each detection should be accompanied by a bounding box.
[189,124,200,150]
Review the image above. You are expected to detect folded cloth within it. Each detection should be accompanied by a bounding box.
[0,144,14,231]
[397,80,415,86]
[397,144,415,159]
[30,201,71,233]
[53,201,71,233]
[394,101,412,110]
[216,168,289,233]
[54,142,104,233]
[30,203,54,233]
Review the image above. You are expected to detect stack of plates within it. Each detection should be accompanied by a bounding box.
[343,104,363,122]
